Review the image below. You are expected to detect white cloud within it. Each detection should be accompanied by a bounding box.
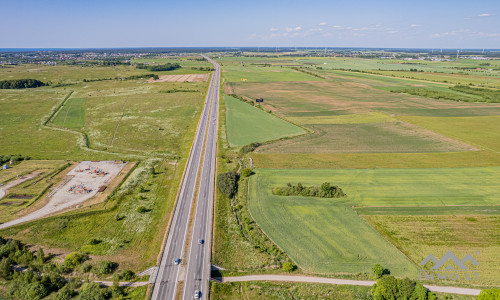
[478,13,491,17]
[319,22,327,26]
[269,27,278,32]
[248,33,257,39]
[410,24,419,27]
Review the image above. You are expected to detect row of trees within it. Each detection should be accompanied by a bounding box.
[136,62,181,72]
[0,79,47,89]
[272,182,346,198]
[0,154,31,164]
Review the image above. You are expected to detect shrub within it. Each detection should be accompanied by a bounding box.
[89,238,101,245]
[53,285,75,300]
[63,252,87,268]
[119,269,135,281]
[78,282,107,300]
[93,260,117,275]
[0,257,14,280]
[282,262,297,272]
[240,168,253,178]
[372,264,384,278]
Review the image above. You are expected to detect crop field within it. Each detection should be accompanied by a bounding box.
[256,122,474,153]
[366,215,500,286]
[247,167,500,277]
[399,115,500,152]
[222,64,324,83]
[225,96,304,147]
[248,169,419,276]
[53,97,86,129]
[252,167,500,207]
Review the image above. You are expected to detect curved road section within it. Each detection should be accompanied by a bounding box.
[151,56,219,300]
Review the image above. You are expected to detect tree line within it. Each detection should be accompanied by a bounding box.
[0,79,47,89]
[136,62,181,72]
[272,182,346,198]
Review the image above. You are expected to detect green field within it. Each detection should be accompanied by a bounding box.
[257,122,473,153]
[53,97,86,129]
[225,96,304,147]
[247,167,500,276]
[248,169,419,276]
[222,65,325,83]
[367,215,500,286]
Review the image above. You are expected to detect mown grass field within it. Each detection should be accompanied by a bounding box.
[366,215,500,286]
[225,96,304,147]
[53,97,86,129]
[248,169,419,276]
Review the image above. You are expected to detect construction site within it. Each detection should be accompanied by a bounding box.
[0,161,127,230]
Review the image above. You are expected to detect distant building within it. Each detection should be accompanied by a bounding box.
[256,98,264,103]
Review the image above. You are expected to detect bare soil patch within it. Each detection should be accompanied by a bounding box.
[148,73,209,83]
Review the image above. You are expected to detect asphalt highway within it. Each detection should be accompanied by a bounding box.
[151,55,219,300]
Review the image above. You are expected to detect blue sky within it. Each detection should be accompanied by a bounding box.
[1,0,499,48]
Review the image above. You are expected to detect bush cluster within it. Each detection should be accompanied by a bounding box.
[272,182,346,198]
[371,275,436,300]
[0,236,121,299]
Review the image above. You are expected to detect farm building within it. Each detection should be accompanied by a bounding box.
[256,98,264,103]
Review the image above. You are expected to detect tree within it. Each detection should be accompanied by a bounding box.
[0,257,14,280]
[93,261,117,275]
[282,262,297,272]
[372,264,384,279]
[54,285,75,300]
[240,168,252,178]
[217,172,239,198]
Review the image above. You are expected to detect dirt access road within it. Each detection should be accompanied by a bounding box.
[0,172,41,200]
[220,275,481,296]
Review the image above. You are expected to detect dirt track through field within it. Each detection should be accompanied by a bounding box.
[110,98,127,146]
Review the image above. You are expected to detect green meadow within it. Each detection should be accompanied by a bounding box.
[53,97,86,129]
[224,96,304,147]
